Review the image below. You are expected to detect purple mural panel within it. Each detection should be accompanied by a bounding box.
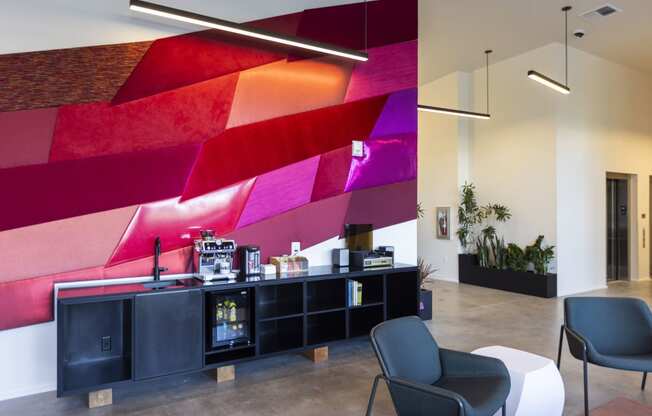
[370,88,417,138]
[345,134,417,192]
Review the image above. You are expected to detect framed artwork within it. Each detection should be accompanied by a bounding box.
[436,207,450,240]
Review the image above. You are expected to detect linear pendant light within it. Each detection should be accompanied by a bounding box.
[129,0,369,62]
[418,50,493,120]
[528,6,571,94]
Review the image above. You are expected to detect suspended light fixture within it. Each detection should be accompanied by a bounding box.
[528,6,572,94]
[418,50,493,120]
[129,0,369,62]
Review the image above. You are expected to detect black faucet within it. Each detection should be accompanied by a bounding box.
[147,236,170,289]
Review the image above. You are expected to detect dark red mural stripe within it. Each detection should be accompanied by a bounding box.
[0,144,200,232]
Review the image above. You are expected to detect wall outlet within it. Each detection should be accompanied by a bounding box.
[291,241,301,255]
[352,140,364,157]
[101,336,112,352]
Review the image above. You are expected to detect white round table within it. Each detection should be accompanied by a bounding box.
[471,346,565,416]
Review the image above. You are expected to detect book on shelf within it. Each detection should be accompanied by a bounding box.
[348,280,363,306]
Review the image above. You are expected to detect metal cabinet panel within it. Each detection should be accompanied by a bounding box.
[134,290,202,380]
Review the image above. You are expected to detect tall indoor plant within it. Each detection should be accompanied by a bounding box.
[418,258,436,320]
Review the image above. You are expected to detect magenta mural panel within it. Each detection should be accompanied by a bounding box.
[0,107,57,169]
[310,145,352,202]
[237,156,320,228]
[345,134,417,192]
[344,40,417,102]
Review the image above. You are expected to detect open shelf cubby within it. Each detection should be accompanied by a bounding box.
[386,272,419,320]
[349,304,384,338]
[307,310,346,345]
[205,345,256,366]
[347,275,384,307]
[259,316,304,355]
[307,278,345,313]
[257,283,303,320]
[60,298,132,393]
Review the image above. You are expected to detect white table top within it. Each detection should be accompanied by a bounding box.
[472,345,554,373]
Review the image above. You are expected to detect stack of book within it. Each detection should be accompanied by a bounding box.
[348,280,363,306]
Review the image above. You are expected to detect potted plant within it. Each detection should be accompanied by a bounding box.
[418,258,436,320]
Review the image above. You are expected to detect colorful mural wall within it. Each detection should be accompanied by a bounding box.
[0,0,417,330]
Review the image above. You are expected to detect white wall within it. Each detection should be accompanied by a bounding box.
[469,43,652,295]
[556,46,652,294]
[418,73,468,281]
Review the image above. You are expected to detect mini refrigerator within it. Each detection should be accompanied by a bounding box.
[207,289,254,350]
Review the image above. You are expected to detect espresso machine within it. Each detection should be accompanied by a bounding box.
[193,230,237,281]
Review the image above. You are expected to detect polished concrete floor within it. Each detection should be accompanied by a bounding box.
[1,279,651,415]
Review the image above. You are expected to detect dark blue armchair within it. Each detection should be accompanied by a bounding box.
[366,316,510,416]
[558,297,652,416]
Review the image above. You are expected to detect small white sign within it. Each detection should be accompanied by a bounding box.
[291,241,301,255]
[352,140,364,157]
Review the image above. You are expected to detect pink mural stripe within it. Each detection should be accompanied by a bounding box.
[0,205,137,283]
[0,107,57,169]
[311,145,352,202]
[344,40,417,103]
[50,73,238,161]
[227,57,353,128]
[345,133,417,192]
[370,88,418,138]
[344,179,417,233]
[237,156,321,228]
[228,193,352,262]
[104,247,194,279]
[0,266,104,331]
[108,178,257,265]
[0,144,199,232]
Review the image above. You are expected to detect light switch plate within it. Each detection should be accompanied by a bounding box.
[291,241,301,255]
[352,140,364,157]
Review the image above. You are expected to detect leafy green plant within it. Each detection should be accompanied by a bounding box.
[456,183,512,254]
[505,243,528,272]
[417,258,437,289]
[475,236,490,267]
[525,235,555,275]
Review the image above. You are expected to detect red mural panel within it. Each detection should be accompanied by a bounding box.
[112,31,283,104]
[310,145,352,202]
[50,73,238,161]
[0,144,199,232]
[109,178,256,265]
[182,95,388,200]
[0,107,58,169]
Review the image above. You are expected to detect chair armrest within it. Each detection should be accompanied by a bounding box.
[439,348,510,379]
[385,375,466,416]
[564,326,589,361]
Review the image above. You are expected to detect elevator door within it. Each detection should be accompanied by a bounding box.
[606,178,629,281]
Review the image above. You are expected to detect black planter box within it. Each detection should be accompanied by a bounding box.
[419,289,432,321]
[458,254,557,298]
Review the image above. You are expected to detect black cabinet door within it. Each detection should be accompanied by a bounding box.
[134,290,203,380]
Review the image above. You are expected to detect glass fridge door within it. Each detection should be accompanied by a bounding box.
[209,289,253,350]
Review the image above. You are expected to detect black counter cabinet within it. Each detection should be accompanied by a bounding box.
[57,265,418,405]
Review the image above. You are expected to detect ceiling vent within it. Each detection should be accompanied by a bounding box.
[579,4,622,20]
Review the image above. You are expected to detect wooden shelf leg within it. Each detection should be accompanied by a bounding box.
[88,388,112,408]
[303,346,329,363]
[215,365,235,383]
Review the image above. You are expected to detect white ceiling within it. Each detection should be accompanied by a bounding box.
[1,0,359,54]
[419,0,652,85]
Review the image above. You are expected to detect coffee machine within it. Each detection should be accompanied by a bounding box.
[193,230,237,281]
[239,245,261,276]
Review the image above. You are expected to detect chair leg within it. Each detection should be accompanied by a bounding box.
[557,325,565,369]
[502,403,506,416]
[366,374,383,416]
[583,353,589,416]
[643,372,648,391]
